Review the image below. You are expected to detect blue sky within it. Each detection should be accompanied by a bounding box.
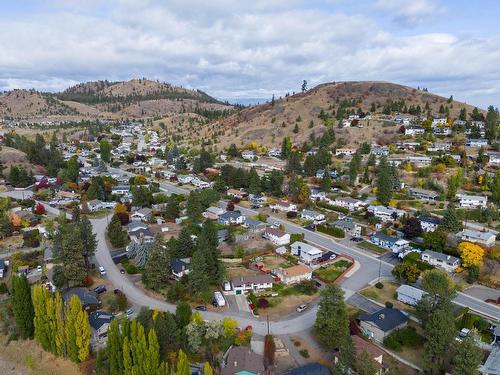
[0,0,499,108]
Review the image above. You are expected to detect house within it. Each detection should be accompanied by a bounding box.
[268,148,281,158]
[358,308,409,343]
[407,156,432,167]
[370,232,409,253]
[270,200,297,212]
[418,215,441,232]
[332,219,361,237]
[456,193,487,208]
[290,242,323,264]
[128,228,155,244]
[396,284,427,306]
[457,229,496,247]
[432,118,447,125]
[310,188,327,201]
[332,196,365,211]
[112,185,130,196]
[84,199,104,212]
[316,169,338,179]
[243,218,266,232]
[127,221,148,233]
[218,210,245,225]
[230,275,274,295]
[421,250,460,272]
[404,126,425,135]
[427,142,452,152]
[263,227,290,246]
[409,188,439,201]
[89,311,114,343]
[171,258,191,278]
[249,194,267,204]
[480,346,500,375]
[56,190,80,200]
[466,138,488,147]
[64,288,101,312]
[300,209,326,224]
[371,146,389,156]
[131,207,153,222]
[0,259,6,278]
[227,189,248,199]
[282,363,331,375]
[221,346,264,375]
[241,150,256,160]
[367,205,403,222]
[274,264,312,285]
[488,152,500,165]
[10,209,38,226]
[203,206,224,220]
[335,148,356,156]
[351,335,385,375]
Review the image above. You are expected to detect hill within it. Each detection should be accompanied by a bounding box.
[166,81,483,151]
[0,79,234,121]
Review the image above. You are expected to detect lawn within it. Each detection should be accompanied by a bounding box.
[313,260,352,283]
[85,209,110,218]
[360,282,416,314]
[357,241,387,254]
[259,254,294,269]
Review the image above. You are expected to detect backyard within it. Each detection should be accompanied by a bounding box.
[313,259,353,283]
[360,282,416,314]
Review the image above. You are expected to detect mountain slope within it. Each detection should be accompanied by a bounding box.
[168,81,482,150]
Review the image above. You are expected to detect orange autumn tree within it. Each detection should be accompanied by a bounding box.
[457,242,485,268]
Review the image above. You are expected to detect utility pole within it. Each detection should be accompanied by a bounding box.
[267,314,270,335]
[378,258,382,282]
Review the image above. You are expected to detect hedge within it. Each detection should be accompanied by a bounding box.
[316,201,349,215]
[317,225,345,238]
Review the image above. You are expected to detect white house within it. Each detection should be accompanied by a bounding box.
[112,185,130,196]
[131,207,153,222]
[263,227,290,246]
[310,188,327,201]
[241,150,256,161]
[171,258,191,278]
[218,210,245,225]
[427,142,452,152]
[268,148,281,158]
[370,232,409,253]
[417,215,441,232]
[371,146,389,156]
[300,209,326,224]
[269,200,297,212]
[290,241,323,264]
[335,148,356,156]
[421,250,460,272]
[488,152,500,165]
[367,205,403,222]
[82,199,104,212]
[466,139,488,148]
[407,156,432,167]
[456,193,487,209]
[178,175,194,184]
[203,206,224,220]
[404,126,425,136]
[333,196,365,211]
[457,229,496,247]
[230,275,274,295]
[409,188,439,201]
[432,118,447,126]
[273,264,312,285]
[332,219,361,237]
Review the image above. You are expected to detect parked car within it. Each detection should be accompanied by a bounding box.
[120,269,126,274]
[99,266,106,275]
[251,205,260,209]
[296,304,308,313]
[126,308,134,317]
[113,288,122,295]
[195,305,207,311]
[304,224,316,231]
[350,237,363,242]
[314,280,322,288]
[36,265,42,272]
[94,285,107,294]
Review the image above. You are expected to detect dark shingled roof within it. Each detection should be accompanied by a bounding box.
[281,363,331,375]
[358,308,409,332]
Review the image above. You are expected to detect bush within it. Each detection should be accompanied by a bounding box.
[286,211,297,218]
[0,283,8,294]
[317,225,345,238]
[290,233,304,244]
[258,298,269,308]
[385,301,393,308]
[474,318,489,332]
[316,201,349,215]
[375,282,384,289]
[116,293,128,311]
[299,349,310,358]
[383,326,424,351]
[126,264,139,274]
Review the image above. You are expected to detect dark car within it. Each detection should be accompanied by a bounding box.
[94,285,107,294]
[114,288,122,295]
[350,237,363,242]
[120,269,126,274]
[304,224,316,231]
[314,280,322,288]
[251,205,260,209]
[195,305,207,311]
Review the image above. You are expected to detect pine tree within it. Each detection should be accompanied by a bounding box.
[135,240,152,268]
[356,349,378,375]
[189,249,210,295]
[376,156,392,205]
[320,169,332,192]
[11,275,34,339]
[176,228,194,258]
[142,237,170,290]
[440,203,462,233]
[452,336,483,375]
[248,168,262,194]
[61,225,86,285]
[78,216,97,274]
[107,214,128,248]
[280,136,292,160]
[186,193,203,222]
[422,309,456,374]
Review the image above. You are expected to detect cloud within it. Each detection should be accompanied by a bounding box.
[0,0,498,108]
[375,0,444,26]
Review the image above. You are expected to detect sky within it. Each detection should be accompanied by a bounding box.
[0,0,499,107]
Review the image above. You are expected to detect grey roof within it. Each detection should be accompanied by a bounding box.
[417,215,441,225]
[127,221,148,231]
[128,228,154,238]
[302,209,323,217]
[396,284,427,300]
[372,232,398,245]
[480,347,500,375]
[171,258,191,274]
[220,210,243,219]
[422,250,459,264]
[244,217,266,228]
[458,229,496,241]
[64,288,99,306]
[221,347,264,375]
[136,207,152,216]
[358,308,409,332]
[282,363,331,375]
[89,311,114,331]
[332,220,357,231]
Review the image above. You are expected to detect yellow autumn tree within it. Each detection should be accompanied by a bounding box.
[458,242,484,268]
[114,202,128,214]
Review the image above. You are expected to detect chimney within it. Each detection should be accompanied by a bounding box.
[234,361,238,368]
[379,314,385,320]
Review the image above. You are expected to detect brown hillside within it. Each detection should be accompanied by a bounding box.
[166,81,482,151]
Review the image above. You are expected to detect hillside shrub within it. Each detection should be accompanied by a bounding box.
[258,298,269,308]
[317,225,345,238]
[286,211,297,218]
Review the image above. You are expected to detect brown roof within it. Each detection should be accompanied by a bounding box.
[221,347,264,375]
[279,264,312,277]
[352,335,384,366]
[265,227,286,237]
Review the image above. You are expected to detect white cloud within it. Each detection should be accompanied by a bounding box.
[0,0,498,107]
[376,0,443,26]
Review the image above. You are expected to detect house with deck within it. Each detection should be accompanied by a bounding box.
[421,250,460,272]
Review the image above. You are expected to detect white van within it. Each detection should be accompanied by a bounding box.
[99,266,106,276]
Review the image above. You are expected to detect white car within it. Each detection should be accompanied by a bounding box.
[99,266,106,275]
[296,304,308,313]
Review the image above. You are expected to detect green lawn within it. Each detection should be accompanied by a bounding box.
[314,265,343,282]
[357,241,387,254]
[85,209,110,218]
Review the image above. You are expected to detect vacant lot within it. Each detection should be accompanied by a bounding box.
[258,254,294,269]
[313,259,353,283]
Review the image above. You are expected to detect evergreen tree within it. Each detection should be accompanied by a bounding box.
[107,214,129,248]
[485,105,498,143]
[452,336,483,375]
[32,284,53,351]
[440,203,462,233]
[320,169,332,192]
[286,151,302,173]
[376,156,393,205]
[280,136,292,160]
[11,275,34,339]
[314,285,350,351]
[348,152,361,184]
[189,249,210,295]
[176,228,195,258]
[78,216,97,274]
[0,212,13,239]
[99,139,112,162]
[356,349,378,375]
[422,309,455,374]
[61,224,87,285]
[186,192,203,222]
[248,168,262,194]
[491,169,500,205]
[303,155,318,176]
[142,236,170,290]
